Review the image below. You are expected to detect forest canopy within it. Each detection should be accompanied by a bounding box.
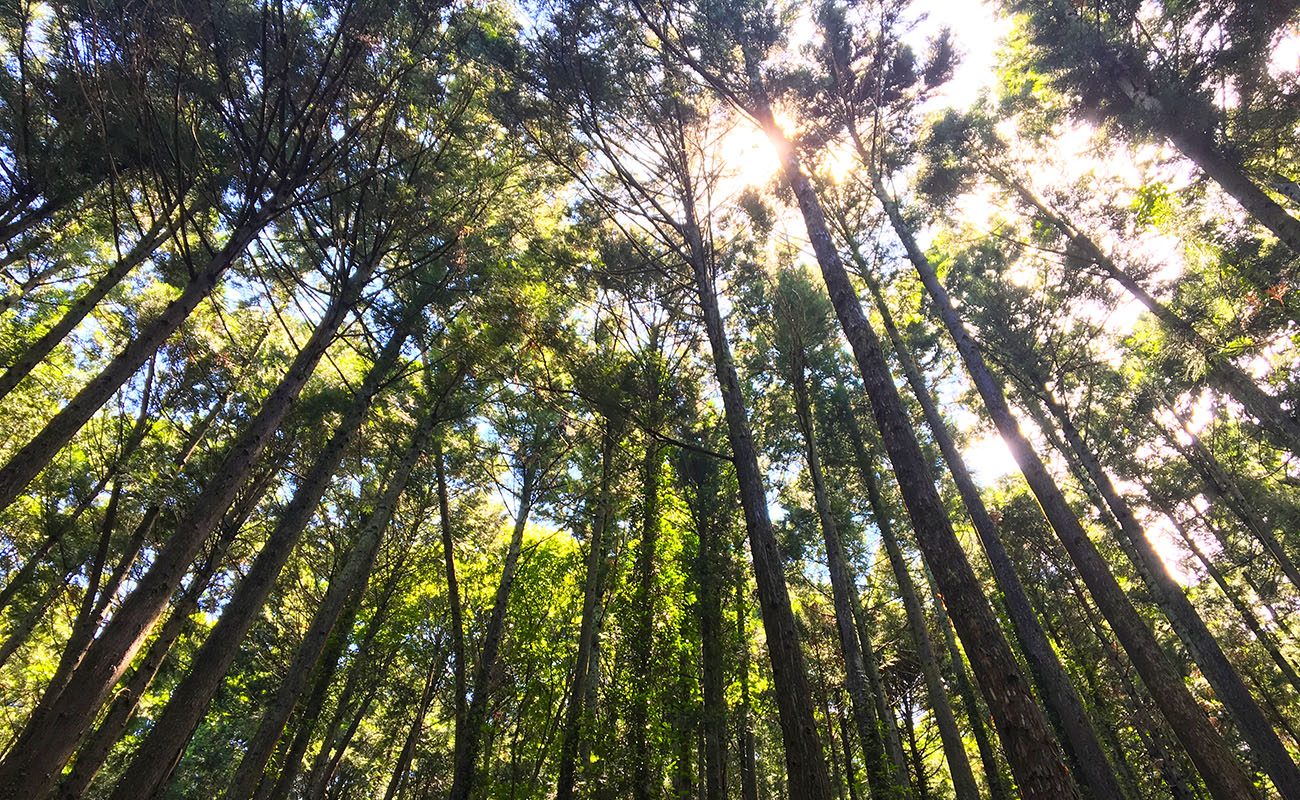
[0,0,1298,798]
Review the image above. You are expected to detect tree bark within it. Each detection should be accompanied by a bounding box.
[841,241,1130,800]
[0,186,295,514]
[750,99,1075,795]
[867,164,1263,800]
[847,429,981,800]
[56,463,280,799]
[447,464,538,800]
[225,376,458,800]
[106,294,428,800]
[788,344,914,800]
[1029,381,1300,797]
[684,198,834,798]
[0,250,382,800]
[556,420,619,800]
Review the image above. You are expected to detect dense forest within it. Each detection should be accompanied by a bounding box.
[0,0,1297,797]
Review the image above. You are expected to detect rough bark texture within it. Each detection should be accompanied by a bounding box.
[872,177,1262,799]
[685,208,834,799]
[0,243,371,800]
[107,299,425,800]
[848,251,1128,800]
[556,422,619,800]
[447,466,537,800]
[848,425,980,800]
[756,107,1076,796]
[1031,383,1300,797]
[789,346,910,800]
[225,386,453,800]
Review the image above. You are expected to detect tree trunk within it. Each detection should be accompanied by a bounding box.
[281,557,408,800]
[0,187,294,514]
[867,163,1263,800]
[1029,382,1300,796]
[56,464,280,799]
[0,250,382,800]
[436,438,468,741]
[557,420,619,800]
[382,640,450,800]
[920,562,1013,800]
[989,166,1300,454]
[0,208,180,403]
[691,457,728,800]
[683,198,834,798]
[629,437,663,800]
[789,345,913,800]
[843,249,1127,799]
[736,564,760,800]
[106,297,427,800]
[447,465,537,800]
[225,379,457,800]
[850,594,912,798]
[847,429,980,800]
[754,99,1073,794]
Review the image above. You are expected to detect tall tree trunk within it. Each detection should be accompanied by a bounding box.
[557,420,619,800]
[0,186,296,513]
[865,161,1263,799]
[900,690,931,800]
[683,200,834,798]
[0,253,383,800]
[447,465,538,800]
[691,457,729,800]
[751,97,1073,793]
[0,208,180,403]
[56,463,280,800]
[107,298,428,800]
[841,246,1128,799]
[1146,488,1300,697]
[382,639,451,800]
[920,562,1013,800]
[281,558,407,800]
[788,344,912,800]
[851,594,912,798]
[630,437,663,800]
[736,564,760,800]
[225,377,458,800]
[436,438,468,741]
[846,428,980,800]
[1027,381,1300,796]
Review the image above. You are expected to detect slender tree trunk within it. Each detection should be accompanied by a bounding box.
[447,465,537,800]
[0,208,180,402]
[748,101,1076,797]
[737,566,760,800]
[284,560,407,800]
[557,420,619,800]
[842,249,1128,799]
[630,437,663,800]
[692,460,728,800]
[683,202,834,798]
[1147,488,1300,697]
[107,299,427,800]
[901,691,931,800]
[225,380,457,800]
[851,594,912,798]
[866,162,1263,800]
[0,188,295,514]
[1028,382,1300,796]
[839,698,862,800]
[849,432,980,800]
[0,253,381,799]
[788,345,911,800]
[382,640,450,800]
[0,577,64,669]
[920,562,1012,800]
[56,464,280,799]
[989,166,1300,454]
[436,439,468,740]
